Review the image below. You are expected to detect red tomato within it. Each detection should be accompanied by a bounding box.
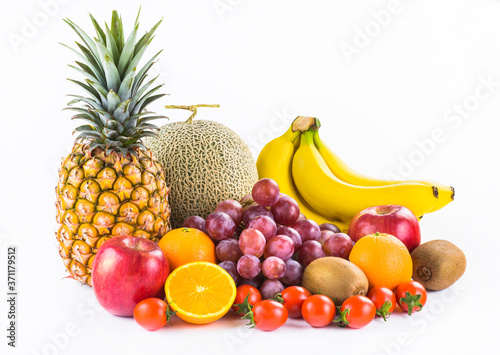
[367,287,396,321]
[279,286,311,318]
[396,281,427,315]
[244,300,288,331]
[232,285,262,316]
[335,296,376,329]
[301,294,336,327]
[133,298,175,331]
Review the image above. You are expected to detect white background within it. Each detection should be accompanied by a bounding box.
[1,0,499,354]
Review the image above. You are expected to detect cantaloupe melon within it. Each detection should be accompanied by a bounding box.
[146,113,258,228]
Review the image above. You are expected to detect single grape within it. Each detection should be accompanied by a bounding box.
[276,226,302,251]
[297,213,307,221]
[322,233,354,260]
[182,216,206,233]
[237,255,261,279]
[239,228,266,257]
[280,259,304,286]
[218,261,241,285]
[318,230,335,246]
[264,235,294,260]
[215,200,243,226]
[319,223,341,234]
[240,277,263,289]
[247,215,277,241]
[252,178,280,207]
[270,195,300,226]
[262,256,286,280]
[260,279,285,300]
[298,240,325,267]
[205,212,236,241]
[216,238,243,263]
[291,219,321,242]
[243,205,274,226]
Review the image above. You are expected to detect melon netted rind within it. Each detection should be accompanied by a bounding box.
[145,120,258,228]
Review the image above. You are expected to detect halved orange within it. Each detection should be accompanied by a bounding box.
[165,261,237,324]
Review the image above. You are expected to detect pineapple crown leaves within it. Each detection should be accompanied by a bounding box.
[62,8,167,156]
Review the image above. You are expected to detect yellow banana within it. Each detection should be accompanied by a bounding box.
[293,130,439,223]
[312,130,454,213]
[256,117,349,232]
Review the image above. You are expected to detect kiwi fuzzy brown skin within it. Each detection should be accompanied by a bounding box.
[301,257,369,305]
[411,239,466,291]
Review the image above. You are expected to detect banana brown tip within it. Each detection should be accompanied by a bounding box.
[432,186,439,198]
[450,186,455,200]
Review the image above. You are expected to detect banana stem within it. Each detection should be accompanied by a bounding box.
[164,104,220,123]
[292,116,321,132]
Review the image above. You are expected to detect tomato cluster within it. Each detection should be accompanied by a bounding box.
[132,281,428,331]
[232,280,428,331]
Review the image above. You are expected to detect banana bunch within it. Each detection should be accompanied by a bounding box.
[256,116,454,232]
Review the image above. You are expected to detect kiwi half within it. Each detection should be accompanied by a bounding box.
[411,239,466,291]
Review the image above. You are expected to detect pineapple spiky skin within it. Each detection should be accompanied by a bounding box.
[56,145,170,286]
[56,10,171,286]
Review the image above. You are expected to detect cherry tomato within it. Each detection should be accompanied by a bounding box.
[243,300,288,331]
[335,296,376,329]
[396,281,427,315]
[232,285,262,316]
[367,287,396,321]
[301,294,336,327]
[133,298,176,331]
[279,286,311,318]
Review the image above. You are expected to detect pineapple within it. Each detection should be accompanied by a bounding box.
[55,11,170,286]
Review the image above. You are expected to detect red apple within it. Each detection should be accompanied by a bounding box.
[348,205,421,252]
[92,236,169,317]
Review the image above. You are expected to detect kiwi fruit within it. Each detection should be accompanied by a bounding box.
[301,257,369,305]
[411,239,466,291]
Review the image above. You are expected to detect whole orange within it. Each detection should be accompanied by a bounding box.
[349,232,412,290]
[157,228,216,271]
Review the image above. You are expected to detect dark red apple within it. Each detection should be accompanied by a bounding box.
[92,236,169,317]
[348,205,421,252]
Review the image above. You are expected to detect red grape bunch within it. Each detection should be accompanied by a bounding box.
[182,178,353,299]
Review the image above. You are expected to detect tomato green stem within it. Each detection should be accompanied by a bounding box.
[272,293,284,304]
[165,301,177,326]
[333,306,350,327]
[400,291,423,316]
[233,294,254,316]
[241,310,256,328]
[376,301,392,322]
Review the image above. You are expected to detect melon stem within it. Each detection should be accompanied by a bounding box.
[164,104,220,124]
